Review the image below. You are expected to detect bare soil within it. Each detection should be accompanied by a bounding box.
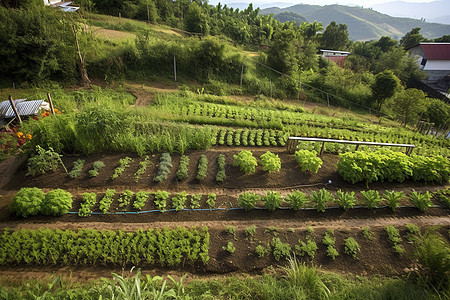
[0,147,448,282]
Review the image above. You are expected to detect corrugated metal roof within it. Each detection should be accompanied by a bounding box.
[421,43,450,60]
[0,99,45,119]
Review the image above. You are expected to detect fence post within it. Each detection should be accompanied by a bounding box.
[8,95,22,124]
[47,93,55,115]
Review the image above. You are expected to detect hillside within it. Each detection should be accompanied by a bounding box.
[260,4,450,41]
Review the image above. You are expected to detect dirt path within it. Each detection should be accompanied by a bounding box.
[126,82,179,106]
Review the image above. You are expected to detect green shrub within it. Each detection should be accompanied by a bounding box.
[196,155,208,181]
[238,192,261,211]
[335,190,357,210]
[295,238,318,259]
[68,159,85,179]
[233,150,257,174]
[9,187,45,218]
[172,191,187,211]
[409,191,432,212]
[264,191,282,212]
[112,157,133,180]
[206,193,216,209]
[154,190,170,212]
[27,146,66,176]
[285,191,308,210]
[361,190,381,209]
[88,161,105,177]
[294,149,323,173]
[271,238,291,261]
[41,189,73,216]
[176,155,190,181]
[344,237,360,259]
[383,190,405,212]
[99,189,115,213]
[154,153,173,183]
[215,154,226,182]
[260,151,281,173]
[134,191,151,210]
[310,189,334,212]
[223,241,235,254]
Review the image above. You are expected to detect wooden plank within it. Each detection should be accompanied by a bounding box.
[8,95,22,124]
[47,93,55,115]
[287,137,415,148]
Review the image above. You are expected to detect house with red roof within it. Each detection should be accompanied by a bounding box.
[320,50,350,68]
[408,43,450,100]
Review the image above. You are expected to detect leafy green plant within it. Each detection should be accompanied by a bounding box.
[118,190,134,208]
[134,156,151,182]
[41,189,73,216]
[134,191,151,210]
[409,191,432,212]
[154,190,170,212]
[223,241,235,254]
[265,226,280,236]
[245,225,256,240]
[154,153,173,183]
[344,237,360,259]
[285,191,308,210]
[172,191,187,211]
[360,190,381,209]
[78,192,97,217]
[238,192,261,211]
[310,189,334,212]
[226,226,236,239]
[255,244,269,257]
[196,155,208,181]
[190,194,202,209]
[295,238,318,259]
[215,154,226,182]
[260,151,281,173]
[99,189,115,213]
[386,225,404,254]
[88,161,105,177]
[9,187,45,218]
[433,188,450,209]
[294,149,323,173]
[322,230,339,260]
[233,150,257,174]
[271,237,291,261]
[112,157,133,180]
[68,159,85,179]
[27,145,67,176]
[206,193,216,209]
[383,190,405,212]
[335,190,357,210]
[176,155,189,181]
[405,223,420,242]
[264,191,282,212]
[361,226,375,241]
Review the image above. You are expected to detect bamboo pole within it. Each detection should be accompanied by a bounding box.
[47,93,55,115]
[8,95,22,124]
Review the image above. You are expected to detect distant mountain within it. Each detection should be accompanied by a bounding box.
[260,4,450,41]
[372,1,450,25]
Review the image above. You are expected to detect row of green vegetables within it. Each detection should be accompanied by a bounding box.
[8,187,448,219]
[222,224,423,261]
[0,227,210,266]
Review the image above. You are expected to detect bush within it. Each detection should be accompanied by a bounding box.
[294,149,323,173]
[41,189,73,216]
[260,151,281,173]
[409,191,432,212]
[344,237,360,259]
[9,187,45,218]
[196,155,208,181]
[238,192,261,211]
[264,191,283,211]
[285,191,308,210]
[176,155,190,181]
[27,146,66,176]
[233,150,257,174]
[68,159,85,179]
[88,161,105,177]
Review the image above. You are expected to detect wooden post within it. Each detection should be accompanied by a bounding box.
[173,55,177,82]
[240,65,244,87]
[8,95,22,124]
[72,25,91,87]
[326,93,330,107]
[47,93,55,115]
[320,142,325,156]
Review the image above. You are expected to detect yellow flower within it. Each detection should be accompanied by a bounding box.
[16,132,25,138]
[27,134,32,140]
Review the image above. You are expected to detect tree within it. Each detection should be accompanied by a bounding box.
[426,99,450,129]
[320,21,349,50]
[371,70,400,110]
[301,21,323,44]
[184,2,209,34]
[391,88,427,126]
[400,27,425,49]
[267,28,298,74]
[373,36,397,53]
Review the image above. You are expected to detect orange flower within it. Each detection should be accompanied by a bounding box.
[54,108,62,114]
[41,111,50,117]
[27,134,32,140]
[16,132,25,139]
